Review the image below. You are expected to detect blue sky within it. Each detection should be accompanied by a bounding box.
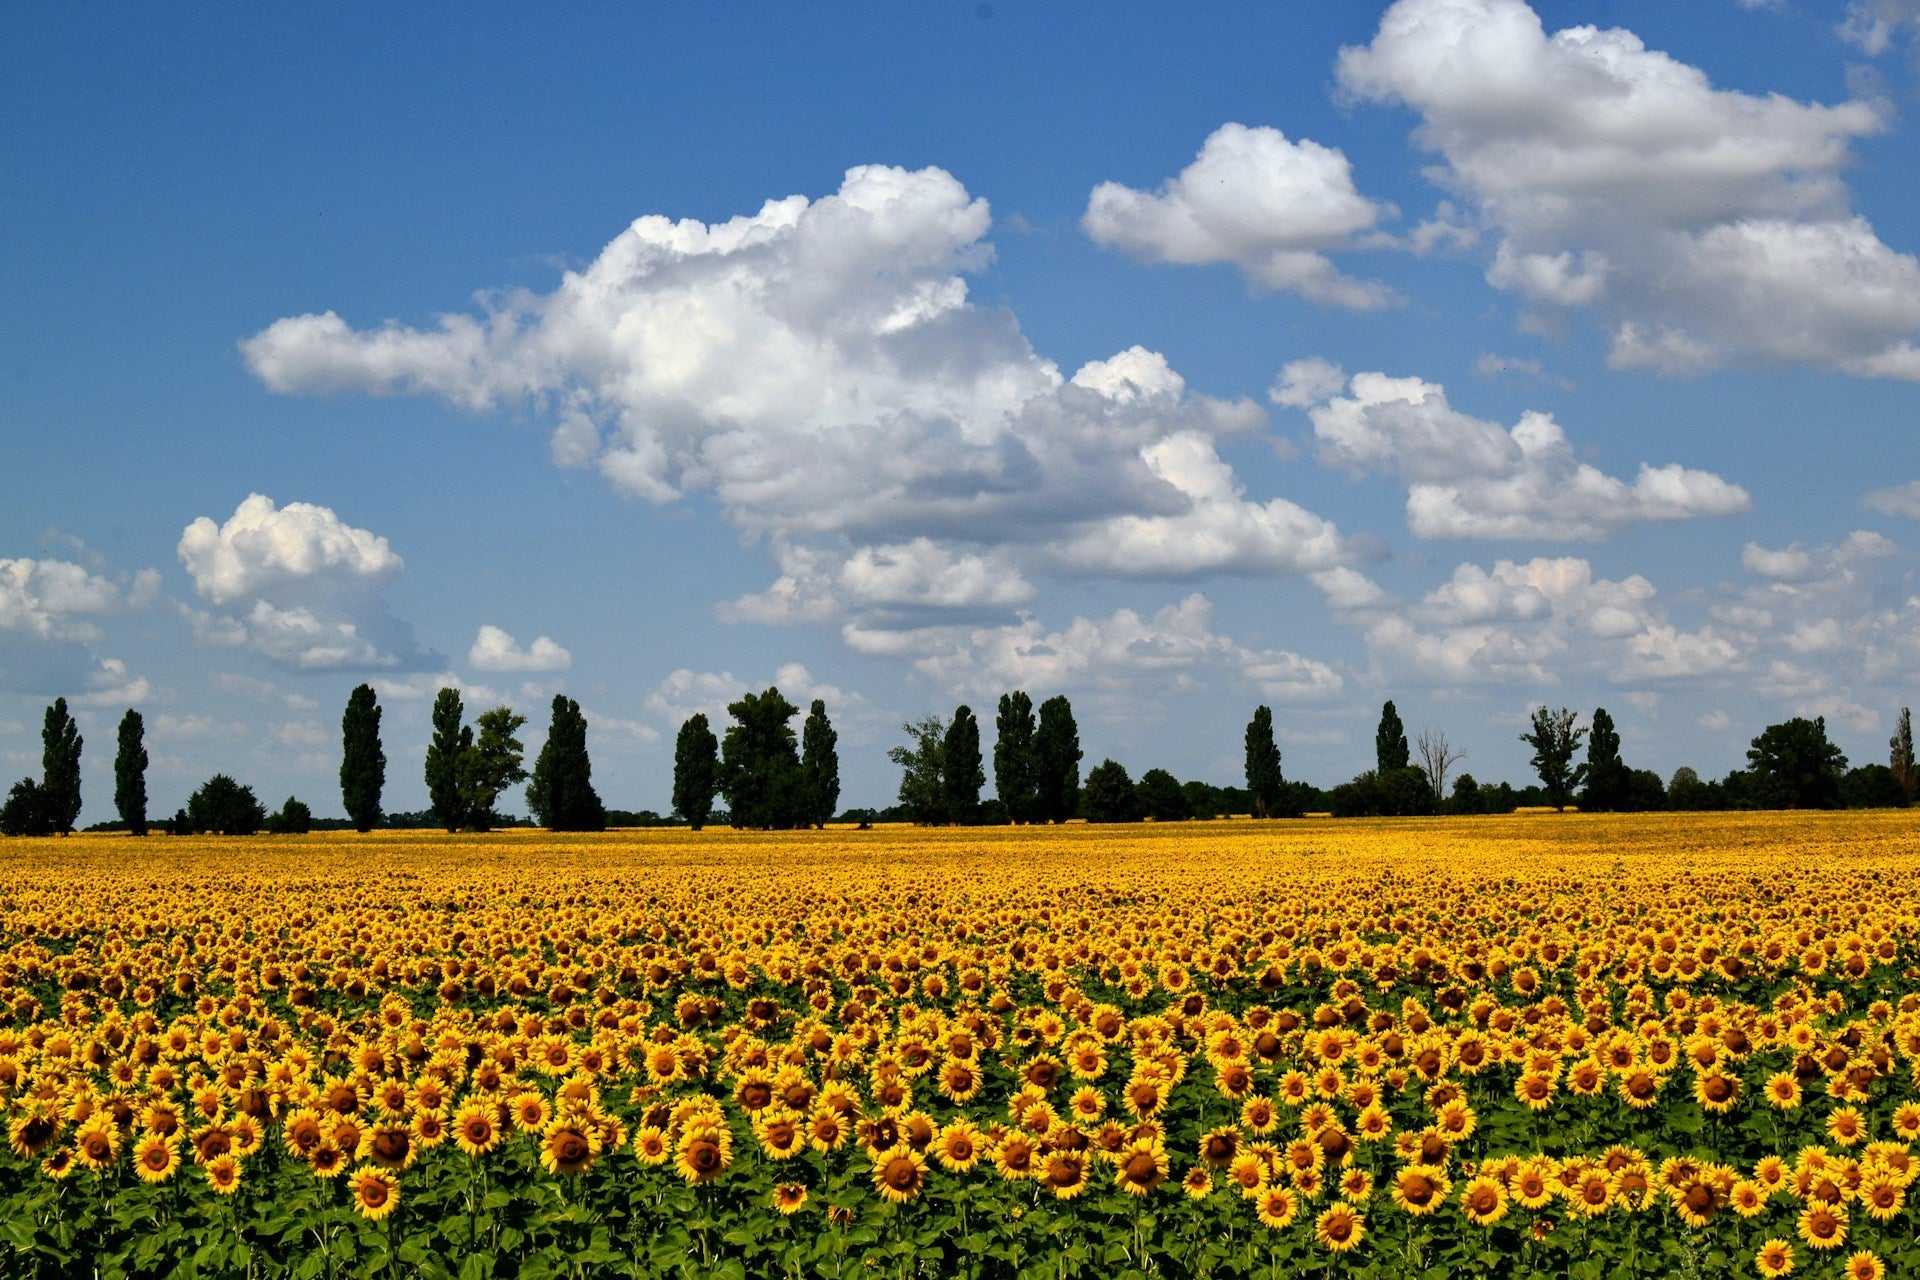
[5,1,1918,820]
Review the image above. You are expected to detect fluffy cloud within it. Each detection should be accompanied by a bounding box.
[1338,0,1920,378]
[243,167,1359,645]
[178,495,424,670]
[843,594,1342,703]
[1864,480,1920,519]
[1290,366,1749,539]
[1082,123,1396,308]
[0,558,134,644]
[1842,1,1920,57]
[644,662,859,732]
[0,558,155,700]
[468,625,573,673]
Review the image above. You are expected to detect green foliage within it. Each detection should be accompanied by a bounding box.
[671,714,719,830]
[1136,767,1190,821]
[1747,715,1847,809]
[1033,696,1082,824]
[942,706,985,824]
[1081,758,1140,822]
[527,696,605,832]
[461,707,530,831]
[1581,707,1631,812]
[993,691,1038,824]
[0,778,49,837]
[425,688,470,833]
[339,683,386,833]
[1243,705,1284,819]
[1330,766,1437,817]
[187,774,266,835]
[1841,762,1909,808]
[718,688,805,830]
[890,714,948,825]
[1374,699,1408,774]
[1893,707,1916,803]
[800,700,839,828]
[1521,706,1588,811]
[39,697,82,835]
[113,709,148,836]
[264,795,313,834]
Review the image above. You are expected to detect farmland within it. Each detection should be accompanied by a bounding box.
[3,811,1919,1278]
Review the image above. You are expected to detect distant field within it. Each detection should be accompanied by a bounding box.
[3,811,1918,1278]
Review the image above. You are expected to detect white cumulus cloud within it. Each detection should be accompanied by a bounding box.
[1863,479,1920,519]
[1082,123,1397,308]
[469,625,573,673]
[1338,0,1920,379]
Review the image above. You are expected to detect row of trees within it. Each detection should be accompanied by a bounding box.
[670,691,840,830]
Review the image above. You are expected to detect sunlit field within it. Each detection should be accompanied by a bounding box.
[4,811,1919,1279]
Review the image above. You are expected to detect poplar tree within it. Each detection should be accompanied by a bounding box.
[41,698,82,835]
[527,695,605,831]
[1033,695,1082,824]
[340,684,386,832]
[1893,708,1916,804]
[994,691,1038,824]
[1375,701,1409,775]
[672,713,719,831]
[114,709,148,836]
[1244,705,1283,819]
[1582,708,1629,812]
[943,706,985,824]
[425,688,470,832]
[718,688,805,829]
[800,699,840,828]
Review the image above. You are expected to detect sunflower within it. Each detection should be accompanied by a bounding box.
[632,1124,670,1165]
[73,1119,119,1171]
[309,1143,348,1178]
[1797,1202,1848,1252]
[1859,1176,1902,1221]
[754,1108,807,1161]
[1827,1106,1866,1147]
[1198,1125,1240,1169]
[675,1124,732,1185]
[772,1182,808,1215]
[1390,1166,1450,1216]
[351,1167,400,1222]
[872,1145,926,1204]
[1461,1175,1507,1226]
[453,1102,502,1157]
[1340,1169,1373,1203]
[808,1107,849,1153]
[540,1121,600,1176]
[938,1058,982,1104]
[993,1132,1037,1181]
[1114,1140,1168,1197]
[1255,1184,1299,1229]
[1041,1150,1089,1200]
[509,1092,551,1134]
[1228,1153,1269,1197]
[1313,1203,1364,1253]
[204,1153,241,1195]
[230,1115,264,1158]
[1845,1252,1886,1280]
[1754,1238,1794,1278]
[1731,1179,1767,1218]
[1513,1159,1556,1209]
[133,1133,180,1184]
[358,1122,415,1171]
[1764,1072,1803,1110]
[934,1120,982,1174]
[1182,1166,1214,1200]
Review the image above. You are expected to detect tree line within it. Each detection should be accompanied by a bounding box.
[1,683,1912,837]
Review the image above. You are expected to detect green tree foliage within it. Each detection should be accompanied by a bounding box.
[187,775,266,835]
[1,779,49,837]
[671,713,720,831]
[994,691,1039,824]
[800,700,840,828]
[1841,764,1907,809]
[1747,716,1848,809]
[40,697,82,835]
[1893,707,1916,804]
[1329,767,1436,818]
[114,709,148,836]
[339,683,386,833]
[425,688,470,833]
[1375,700,1409,774]
[1082,759,1141,822]
[942,706,985,825]
[1581,708,1631,812]
[527,696,606,832]
[460,707,530,832]
[1137,768,1190,822]
[719,688,805,830]
[1243,706,1284,819]
[1667,766,1720,811]
[264,796,313,834]
[890,714,948,825]
[1521,706,1588,811]
[1033,695,1082,824]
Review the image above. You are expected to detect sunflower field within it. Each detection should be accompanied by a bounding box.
[2,812,1918,1279]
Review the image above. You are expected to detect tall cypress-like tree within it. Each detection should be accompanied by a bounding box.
[1892,707,1916,804]
[1244,705,1283,819]
[994,691,1038,824]
[800,699,840,828]
[1375,701,1409,775]
[424,688,469,833]
[527,696,605,831]
[672,714,720,830]
[114,709,148,836]
[1582,708,1629,812]
[1033,695,1083,824]
[41,698,82,835]
[340,684,386,833]
[943,706,985,824]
